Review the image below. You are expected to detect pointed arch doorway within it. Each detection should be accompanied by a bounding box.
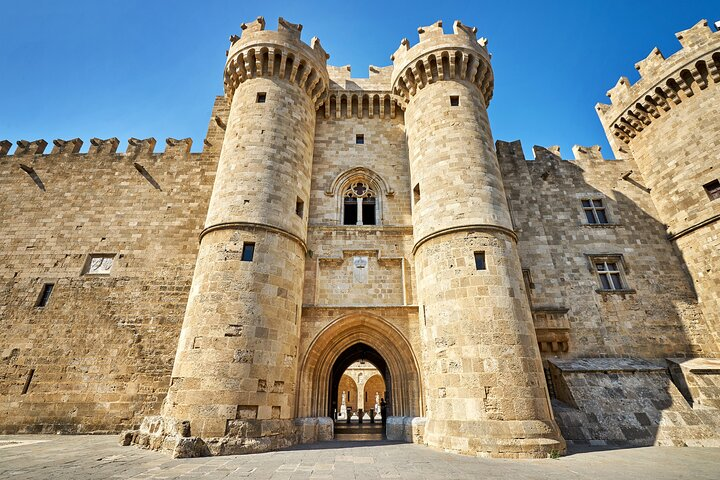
[296,313,423,439]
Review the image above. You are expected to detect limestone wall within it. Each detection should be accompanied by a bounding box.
[0,139,218,433]
[497,141,718,358]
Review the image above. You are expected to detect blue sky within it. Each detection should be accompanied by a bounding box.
[1,1,717,157]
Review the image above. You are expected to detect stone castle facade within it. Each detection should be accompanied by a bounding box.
[1,17,719,458]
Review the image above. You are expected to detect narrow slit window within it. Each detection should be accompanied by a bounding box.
[355,134,364,145]
[474,251,486,270]
[450,95,459,106]
[241,243,255,262]
[36,283,54,308]
[704,179,720,201]
[582,198,609,224]
[413,184,420,204]
[295,197,304,218]
[256,92,266,103]
[22,368,35,395]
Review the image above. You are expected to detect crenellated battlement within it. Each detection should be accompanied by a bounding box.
[0,137,194,157]
[596,19,720,145]
[224,16,330,108]
[390,20,493,107]
[496,139,623,163]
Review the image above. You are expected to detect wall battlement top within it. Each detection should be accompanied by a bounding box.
[596,19,720,145]
[0,137,194,157]
[496,139,625,163]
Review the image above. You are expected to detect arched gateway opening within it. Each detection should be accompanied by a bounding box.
[296,313,423,438]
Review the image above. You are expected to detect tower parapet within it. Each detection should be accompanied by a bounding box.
[596,20,720,147]
[391,20,493,108]
[224,17,329,108]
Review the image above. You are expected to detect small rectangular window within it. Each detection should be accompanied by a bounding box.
[413,184,421,204]
[355,134,364,145]
[474,251,486,270]
[36,284,54,308]
[295,197,304,218]
[704,179,720,201]
[362,197,376,225]
[450,95,459,106]
[241,243,255,262]
[256,92,266,103]
[592,257,627,291]
[582,198,609,224]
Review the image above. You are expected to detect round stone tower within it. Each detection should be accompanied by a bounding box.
[159,17,329,452]
[391,21,565,457]
[596,20,720,352]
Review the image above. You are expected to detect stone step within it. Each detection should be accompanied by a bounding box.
[334,433,385,441]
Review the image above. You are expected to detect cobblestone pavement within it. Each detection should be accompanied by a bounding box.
[1,435,720,479]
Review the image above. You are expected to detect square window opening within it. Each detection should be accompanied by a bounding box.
[295,197,304,218]
[355,134,364,145]
[450,95,459,106]
[593,259,626,291]
[474,251,486,271]
[704,179,720,201]
[582,198,609,224]
[256,92,266,103]
[413,184,421,204]
[36,283,54,308]
[241,243,255,262]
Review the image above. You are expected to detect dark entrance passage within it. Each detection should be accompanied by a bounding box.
[329,343,389,440]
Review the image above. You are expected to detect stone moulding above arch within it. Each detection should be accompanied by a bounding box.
[324,167,395,197]
[295,312,423,418]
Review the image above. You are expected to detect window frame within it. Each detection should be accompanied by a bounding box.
[587,254,634,293]
[340,179,380,226]
[703,179,720,201]
[581,198,610,225]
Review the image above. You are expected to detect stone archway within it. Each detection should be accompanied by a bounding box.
[296,313,423,419]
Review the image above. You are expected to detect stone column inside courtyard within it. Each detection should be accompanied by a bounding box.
[145,17,329,455]
[392,20,565,457]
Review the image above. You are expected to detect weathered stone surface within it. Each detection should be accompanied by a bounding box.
[0,16,718,460]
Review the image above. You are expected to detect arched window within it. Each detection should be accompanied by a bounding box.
[343,181,377,225]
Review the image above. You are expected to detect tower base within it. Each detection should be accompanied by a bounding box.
[423,418,566,458]
[121,416,333,458]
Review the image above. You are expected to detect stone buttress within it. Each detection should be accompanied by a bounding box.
[134,17,330,456]
[391,21,565,457]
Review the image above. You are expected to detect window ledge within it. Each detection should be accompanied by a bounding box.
[581,223,623,228]
[595,288,636,295]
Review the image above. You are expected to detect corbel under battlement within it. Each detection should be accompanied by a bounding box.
[596,19,720,145]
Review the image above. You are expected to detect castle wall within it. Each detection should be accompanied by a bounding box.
[497,142,718,359]
[0,143,218,433]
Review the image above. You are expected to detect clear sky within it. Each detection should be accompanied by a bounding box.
[1,1,717,157]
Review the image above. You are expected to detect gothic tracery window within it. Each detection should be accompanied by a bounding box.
[343,181,377,225]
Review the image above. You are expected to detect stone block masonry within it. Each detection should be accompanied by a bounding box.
[0,15,719,460]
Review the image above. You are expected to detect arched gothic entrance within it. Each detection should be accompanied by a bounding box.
[296,313,423,420]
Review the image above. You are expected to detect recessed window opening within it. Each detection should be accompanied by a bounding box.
[704,179,720,201]
[474,251,486,270]
[342,181,376,225]
[241,243,255,262]
[355,134,364,145]
[582,199,608,224]
[295,197,304,218]
[595,261,623,290]
[256,92,266,103]
[450,95,459,106]
[413,184,420,204]
[36,283,54,308]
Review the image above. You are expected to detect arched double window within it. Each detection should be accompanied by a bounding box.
[343,181,376,225]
